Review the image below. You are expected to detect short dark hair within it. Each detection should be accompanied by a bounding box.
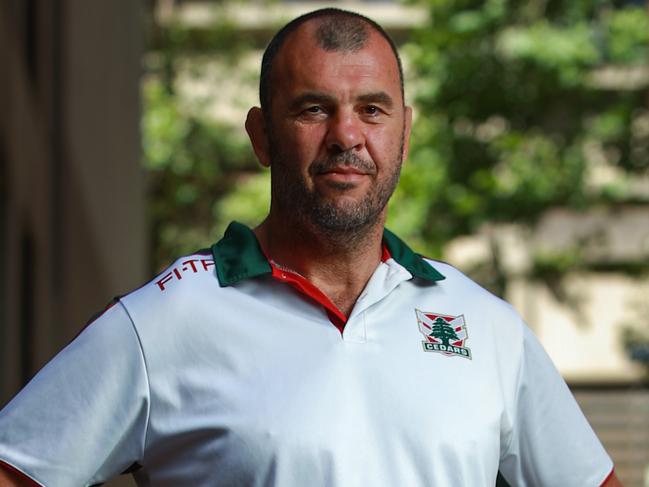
[259,8,405,117]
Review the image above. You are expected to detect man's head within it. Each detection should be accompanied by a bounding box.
[259,8,405,119]
[246,9,412,240]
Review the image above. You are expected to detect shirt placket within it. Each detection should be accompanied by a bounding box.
[342,262,412,343]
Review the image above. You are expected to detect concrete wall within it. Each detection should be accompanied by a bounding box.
[0,0,147,406]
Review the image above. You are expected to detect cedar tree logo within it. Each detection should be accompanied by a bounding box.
[416,310,472,359]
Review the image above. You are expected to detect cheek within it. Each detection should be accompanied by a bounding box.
[287,125,326,163]
[366,126,403,162]
[271,128,323,180]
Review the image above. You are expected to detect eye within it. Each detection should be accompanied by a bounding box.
[363,105,381,116]
[296,104,327,122]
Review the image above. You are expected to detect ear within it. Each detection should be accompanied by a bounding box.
[245,107,271,167]
[401,105,413,163]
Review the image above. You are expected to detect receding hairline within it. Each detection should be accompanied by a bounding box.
[259,9,405,116]
[311,13,369,52]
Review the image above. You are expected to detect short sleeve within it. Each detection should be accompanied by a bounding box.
[499,325,613,486]
[0,301,150,486]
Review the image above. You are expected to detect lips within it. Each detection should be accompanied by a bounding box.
[320,166,369,176]
[310,154,376,177]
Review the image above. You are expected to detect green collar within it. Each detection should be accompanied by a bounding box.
[382,228,446,282]
[211,221,445,287]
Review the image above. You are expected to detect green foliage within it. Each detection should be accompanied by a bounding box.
[533,248,584,278]
[142,1,268,270]
[604,7,649,63]
[389,1,649,263]
[212,171,271,238]
[142,77,258,268]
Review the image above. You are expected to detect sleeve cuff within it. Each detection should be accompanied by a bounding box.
[0,460,42,487]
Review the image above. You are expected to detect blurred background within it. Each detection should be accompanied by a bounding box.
[1,0,648,485]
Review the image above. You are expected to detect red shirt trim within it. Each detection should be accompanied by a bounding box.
[599,467,616,487]
[381,244,392,262]
[271,265,347,333]
[269,245,393,333]
[0,460,42,486]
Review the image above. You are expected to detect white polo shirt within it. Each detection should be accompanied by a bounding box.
[0,222,613,486]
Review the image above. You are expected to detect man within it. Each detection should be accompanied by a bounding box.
[0,8,622,487]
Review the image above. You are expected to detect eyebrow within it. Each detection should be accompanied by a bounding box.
[357,92,394,110]
[288,92,336,112]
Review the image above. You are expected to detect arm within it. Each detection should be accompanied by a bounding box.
[499,324,617,486]
[0,302,148,485]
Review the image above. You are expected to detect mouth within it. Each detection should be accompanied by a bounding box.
[314,169,370,190]
[310,155,376,188]
[310,153,376,176]
[320,166,369,176]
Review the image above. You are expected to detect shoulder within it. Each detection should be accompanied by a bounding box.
[120,250,220,309]
[419,257,530,369]
[109,249,233,341]
[424,258,523,325]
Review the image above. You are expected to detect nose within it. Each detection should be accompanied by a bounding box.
[325,109,365,153]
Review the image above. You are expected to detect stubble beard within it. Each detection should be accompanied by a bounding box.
[268,142,403,243]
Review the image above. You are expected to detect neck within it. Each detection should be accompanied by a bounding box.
[254,212,385,317]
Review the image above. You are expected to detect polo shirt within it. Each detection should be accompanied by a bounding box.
[0,222,613,486]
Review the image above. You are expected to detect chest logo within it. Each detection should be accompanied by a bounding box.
[416,310,472,359]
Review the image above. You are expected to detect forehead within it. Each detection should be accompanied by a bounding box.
[272,21,402,102]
